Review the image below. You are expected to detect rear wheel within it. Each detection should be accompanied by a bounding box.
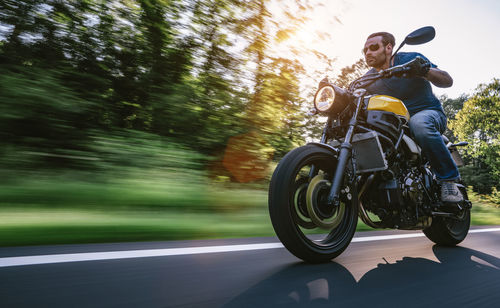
[268,144,358,263]
[423,187,471,246]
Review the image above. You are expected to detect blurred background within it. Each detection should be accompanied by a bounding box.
[0,0,498,246]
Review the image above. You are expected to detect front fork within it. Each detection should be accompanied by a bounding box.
[326,95,364,206]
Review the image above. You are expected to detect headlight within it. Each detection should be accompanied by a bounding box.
[314,86,336,113]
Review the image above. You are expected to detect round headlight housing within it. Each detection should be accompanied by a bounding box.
[314,86,336,113]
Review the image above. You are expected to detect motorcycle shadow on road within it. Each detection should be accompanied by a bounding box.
[223,246,500,308]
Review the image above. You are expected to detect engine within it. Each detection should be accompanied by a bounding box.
[362,166,433,229]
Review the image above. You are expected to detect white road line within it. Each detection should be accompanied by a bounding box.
[1,228,499,268]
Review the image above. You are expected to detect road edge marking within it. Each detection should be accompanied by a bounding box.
[1,227,499,268]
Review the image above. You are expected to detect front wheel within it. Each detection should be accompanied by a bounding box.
[268,144,358,263]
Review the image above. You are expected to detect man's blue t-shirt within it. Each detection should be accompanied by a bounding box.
[364,52,444,117]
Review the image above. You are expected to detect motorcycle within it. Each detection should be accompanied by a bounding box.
[268,26,472,263]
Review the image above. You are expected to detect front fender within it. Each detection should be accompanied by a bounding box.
[306,142,339,157]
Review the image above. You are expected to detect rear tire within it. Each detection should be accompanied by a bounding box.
[423,187,471,246]
[269,144,358,263]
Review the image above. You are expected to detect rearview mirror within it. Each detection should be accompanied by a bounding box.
[391,26,435,60]
[404,26,435,45]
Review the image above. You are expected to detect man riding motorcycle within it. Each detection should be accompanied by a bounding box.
[362,31,463,204]
[269,27,470,263]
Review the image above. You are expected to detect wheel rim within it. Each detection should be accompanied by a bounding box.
[289,153,356,250]
[306,174,345,230]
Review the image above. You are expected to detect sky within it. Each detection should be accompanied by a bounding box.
[277,0,500,98]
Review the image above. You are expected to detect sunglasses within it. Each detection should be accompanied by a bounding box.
[363,43,381,54]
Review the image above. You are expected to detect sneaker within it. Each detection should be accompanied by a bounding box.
[441,181,463,203]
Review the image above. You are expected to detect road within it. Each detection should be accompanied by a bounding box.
[1,226,499,308]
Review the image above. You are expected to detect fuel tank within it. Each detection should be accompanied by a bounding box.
[367,95,410,121]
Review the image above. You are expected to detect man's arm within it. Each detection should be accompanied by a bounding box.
[425,68,453,88]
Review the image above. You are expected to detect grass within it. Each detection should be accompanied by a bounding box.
[0,175,273,246]
[468,190,500,226]
[0,178,498,247]
[0,207,275,246]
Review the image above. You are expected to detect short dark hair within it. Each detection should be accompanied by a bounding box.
[367,32,395,47]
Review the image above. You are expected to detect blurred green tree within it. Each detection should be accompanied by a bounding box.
[450,79,500,193]
[334,58,370,88]
[238,1,312,151]
[0,0,372,182]
[440,94,468,142]
[184,0,248,152]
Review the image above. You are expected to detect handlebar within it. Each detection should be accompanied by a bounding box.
[348,56,430,91]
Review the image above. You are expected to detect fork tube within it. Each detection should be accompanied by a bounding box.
[327,96,364,206]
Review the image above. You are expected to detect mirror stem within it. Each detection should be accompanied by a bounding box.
[390,41,405,62]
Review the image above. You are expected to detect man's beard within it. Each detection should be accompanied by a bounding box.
[372,53,387,69]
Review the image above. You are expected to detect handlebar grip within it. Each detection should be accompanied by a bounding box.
[382,66,411,78]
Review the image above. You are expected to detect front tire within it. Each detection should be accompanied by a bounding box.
[268,144,358,263]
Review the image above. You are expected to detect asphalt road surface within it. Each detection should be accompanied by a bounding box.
[1,226,499,308]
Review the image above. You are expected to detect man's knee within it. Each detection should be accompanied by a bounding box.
[409,114,436,140]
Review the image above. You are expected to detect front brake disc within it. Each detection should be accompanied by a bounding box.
[306,174,346,230]
[293,180,315,229]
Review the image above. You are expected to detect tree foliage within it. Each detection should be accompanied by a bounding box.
[439,94,467,142]
[334,58,370,88]
[450,79,500,192]
[0,0,321,177]
[2,0,497,190]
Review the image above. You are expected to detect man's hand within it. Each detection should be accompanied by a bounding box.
[407,56,431,78]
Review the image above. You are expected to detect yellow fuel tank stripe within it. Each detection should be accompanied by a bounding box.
[367,95,410,120]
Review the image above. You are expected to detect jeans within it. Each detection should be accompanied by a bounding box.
[408,109,460,181]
